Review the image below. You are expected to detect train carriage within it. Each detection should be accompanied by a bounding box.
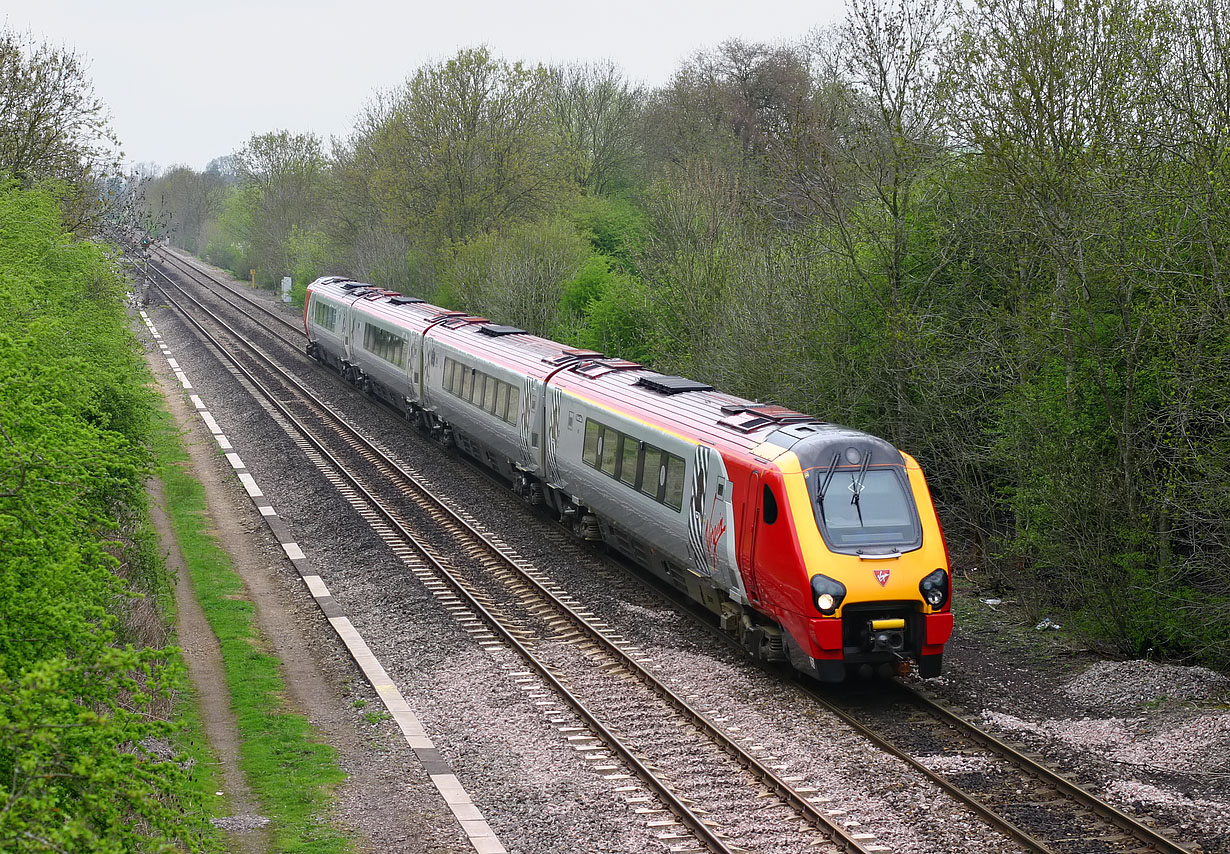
[304,277,953,682]
[423,317,554,481]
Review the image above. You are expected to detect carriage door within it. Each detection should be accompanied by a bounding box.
[341,302,355,362]
[408,336,422,404]
[738,470,762,604]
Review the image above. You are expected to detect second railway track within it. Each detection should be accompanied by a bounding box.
[807,682,1196,854]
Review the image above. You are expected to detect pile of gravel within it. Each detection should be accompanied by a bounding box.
[979,710,1138,749]
[1064,660,1229,711]
[980,708,1230,775]
[1116,714,1230,773]
[1104,779,1230,843]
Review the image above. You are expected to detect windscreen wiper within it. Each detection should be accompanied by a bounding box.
[817,453,840,505]
[850,450,872,525]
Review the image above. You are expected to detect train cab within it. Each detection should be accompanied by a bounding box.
[743,426,952,681]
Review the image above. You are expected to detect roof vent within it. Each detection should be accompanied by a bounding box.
[635,375,715,395]
[570,358,642,379]
[717,404,815,433]
[340,281,363,290]
[478,324,527,337]
[543,348,604,366]
[388,296,424,305]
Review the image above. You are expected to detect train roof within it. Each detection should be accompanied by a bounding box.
[306,277,901,465]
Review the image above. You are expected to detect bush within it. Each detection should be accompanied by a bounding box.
[0,184,206,851]
[440,218,589,336]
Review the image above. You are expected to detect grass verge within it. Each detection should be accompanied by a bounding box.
[150,405,351,854]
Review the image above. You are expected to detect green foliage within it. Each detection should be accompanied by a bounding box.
[0,28,122,228]
[0,184,209,851]
[288,226,333,305]
[547,62,645,195]
[440,217,590,336]
[570,268,653,363]
[145,166,228,253]
[199,132,328,288]
[559,254,616,316]
[357,48,573,251]
[203,184,257,281]
[568,194,647,268]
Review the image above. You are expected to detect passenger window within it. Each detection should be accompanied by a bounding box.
[619,436,640,487]
[461,368,473,400]
[763,485,778,525]
[470,373,484,404]
[640,448,664,500]
[495,383,508,419]
[312,299,337,331]
[443,358,455,392]
[600,428,619,476]
[663,454,685,511]
[484,377,498,413]
[583,419,600,466]
[506,385,520,424]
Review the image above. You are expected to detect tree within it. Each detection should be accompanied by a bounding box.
[642,39,814,191]
[361,47,571,248]
[443,218,590,336]
[0,28,121,227]
[808,0,955,448]
[548,62,644,195]
[148,165,227,252]
[230,130,327,282]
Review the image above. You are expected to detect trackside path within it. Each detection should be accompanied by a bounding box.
[144,472,270,854]
[139,309,506,854]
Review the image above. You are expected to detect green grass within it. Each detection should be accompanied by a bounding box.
[151,407,351,854]
[171,685,228,852]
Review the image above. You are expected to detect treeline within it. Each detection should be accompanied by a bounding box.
[147,0,1230,667]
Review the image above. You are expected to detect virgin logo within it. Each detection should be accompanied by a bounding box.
[874,568,891,586]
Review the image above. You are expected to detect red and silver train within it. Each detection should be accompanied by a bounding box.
[304,276,953,681]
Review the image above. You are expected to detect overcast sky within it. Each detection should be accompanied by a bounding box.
[4,0,845,172]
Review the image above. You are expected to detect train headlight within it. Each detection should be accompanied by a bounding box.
[919,568,949,610]
[811,574,847,616]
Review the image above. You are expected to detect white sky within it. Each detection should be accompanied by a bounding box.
[3,0,845,172]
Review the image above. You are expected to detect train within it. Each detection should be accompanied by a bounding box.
[303,276,953,681]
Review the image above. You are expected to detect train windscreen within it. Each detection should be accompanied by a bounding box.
[813,468,921,549]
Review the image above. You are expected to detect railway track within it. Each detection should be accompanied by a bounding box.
[144,260,886,854]
[149,245,303,340]
[806,682,1196,854]
[139,247,1201,854]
